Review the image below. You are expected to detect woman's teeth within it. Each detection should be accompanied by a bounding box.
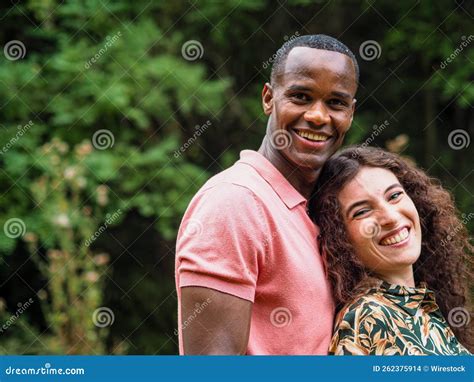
[380,227,409,246]
[295,130,329,142]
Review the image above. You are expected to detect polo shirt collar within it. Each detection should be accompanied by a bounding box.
[238,150,306,209]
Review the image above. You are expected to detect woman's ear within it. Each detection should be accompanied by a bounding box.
[262,83,273,115]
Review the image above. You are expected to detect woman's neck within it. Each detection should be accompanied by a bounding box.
[377,266,415,287]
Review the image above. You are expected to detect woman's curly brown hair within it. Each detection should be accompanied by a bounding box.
[309,145,473,351]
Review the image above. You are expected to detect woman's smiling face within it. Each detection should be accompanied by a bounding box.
[337,166,422,280]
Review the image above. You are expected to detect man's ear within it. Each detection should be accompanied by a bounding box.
[262,82,273,116]
[349,98,357,125]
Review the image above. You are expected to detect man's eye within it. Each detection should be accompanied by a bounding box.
[328,99,347,107]
[291,93,310,102]
[389,191,403,201]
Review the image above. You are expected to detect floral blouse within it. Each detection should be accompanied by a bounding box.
[329,280,470,355]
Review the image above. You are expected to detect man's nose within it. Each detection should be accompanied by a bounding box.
[304,101,331,126]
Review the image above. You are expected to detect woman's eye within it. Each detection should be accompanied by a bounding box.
[389,191,403,201]
[388,191,403,200]
[353,209,369,218]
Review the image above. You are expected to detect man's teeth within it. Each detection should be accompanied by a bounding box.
[295,130,329,142]
[380,228,409,246]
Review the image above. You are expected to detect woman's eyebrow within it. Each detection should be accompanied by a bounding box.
[345,183,403,217]
[346,200,368,218]
[384,183,402,193]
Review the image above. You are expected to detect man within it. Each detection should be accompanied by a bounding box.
[175,34,359,354]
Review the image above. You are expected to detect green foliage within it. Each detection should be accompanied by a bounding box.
[0,0,472,354]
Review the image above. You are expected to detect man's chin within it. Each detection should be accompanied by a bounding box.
[288,150,329,172]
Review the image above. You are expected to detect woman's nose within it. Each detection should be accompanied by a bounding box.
[377,204,400,227]
[304,101,330,126]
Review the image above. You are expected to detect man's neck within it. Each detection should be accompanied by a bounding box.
[257,137,320,200]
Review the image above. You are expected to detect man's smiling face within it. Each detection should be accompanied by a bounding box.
[262,47,358,171]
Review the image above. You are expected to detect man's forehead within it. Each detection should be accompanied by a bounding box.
[282,47,356,82]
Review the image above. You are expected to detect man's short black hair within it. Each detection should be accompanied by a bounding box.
[270,34,359,86]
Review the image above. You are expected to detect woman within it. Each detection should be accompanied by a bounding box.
[310,146,473,355]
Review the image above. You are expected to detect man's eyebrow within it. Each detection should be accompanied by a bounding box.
[286,84,312,92]
[331,91,352,100]
[285,86,353,100]
[345,183,402,218]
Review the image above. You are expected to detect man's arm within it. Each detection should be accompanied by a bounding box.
[180,286,252,355]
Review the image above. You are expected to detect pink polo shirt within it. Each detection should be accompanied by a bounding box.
[175,150,334,355]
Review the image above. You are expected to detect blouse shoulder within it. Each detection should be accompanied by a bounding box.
[330,292,401,355]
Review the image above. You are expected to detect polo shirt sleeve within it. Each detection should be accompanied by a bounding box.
[176,183,268,302]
